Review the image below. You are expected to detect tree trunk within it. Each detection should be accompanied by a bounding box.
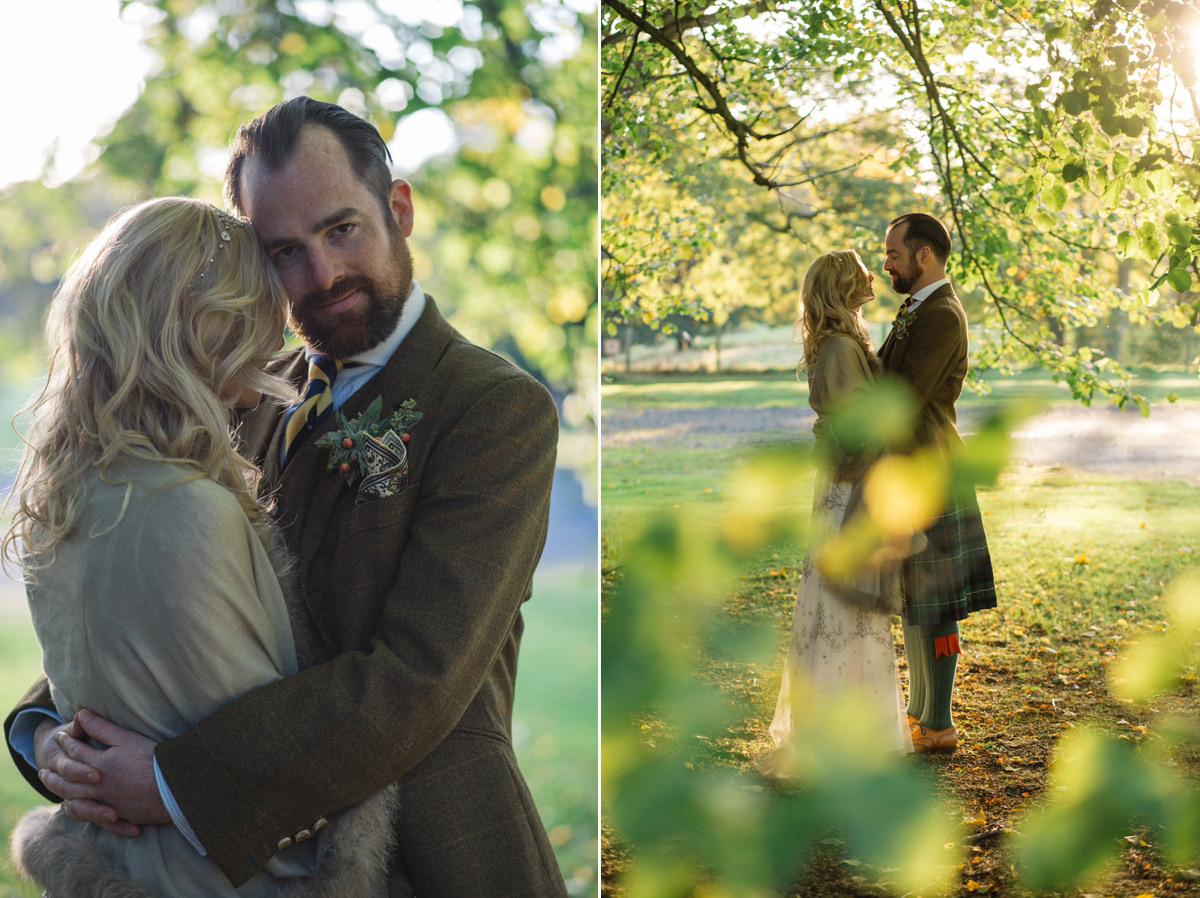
[1107,260,1132,363]
[1182,295,1194,372]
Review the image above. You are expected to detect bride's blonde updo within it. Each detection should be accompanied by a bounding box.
[796,250,875,372]
[3,197,298,574]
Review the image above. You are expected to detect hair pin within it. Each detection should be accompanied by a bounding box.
[194,208,248,285]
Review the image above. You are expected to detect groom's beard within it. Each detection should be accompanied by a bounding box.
[288,230,413,358]
[889,259,922,295]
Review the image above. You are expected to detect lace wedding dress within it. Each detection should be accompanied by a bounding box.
[768,475,912,754]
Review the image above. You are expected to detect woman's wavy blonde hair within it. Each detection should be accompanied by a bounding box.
[2,197,297,575]
[796,250,875,372]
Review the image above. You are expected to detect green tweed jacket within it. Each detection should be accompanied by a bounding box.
[877,282,998,625]
[876,283,968,455]
[6,297,567,896]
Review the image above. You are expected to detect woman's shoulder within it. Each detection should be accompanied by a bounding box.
[821,332,865,351]
[94,460,246,532]
[816,334,872,369]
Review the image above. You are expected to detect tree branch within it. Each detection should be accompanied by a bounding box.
[602,0,781,187]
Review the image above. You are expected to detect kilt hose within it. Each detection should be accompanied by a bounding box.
[902,485,998,627]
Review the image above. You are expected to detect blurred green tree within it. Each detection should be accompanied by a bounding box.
[0,0,597,469]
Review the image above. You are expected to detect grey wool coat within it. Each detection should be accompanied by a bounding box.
[7,296,567,897]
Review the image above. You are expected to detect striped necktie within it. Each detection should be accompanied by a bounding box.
[280,354,356,467]
[897,295,915,316]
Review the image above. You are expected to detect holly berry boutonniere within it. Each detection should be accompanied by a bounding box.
[316,397,422,499]
[891,305,920,341]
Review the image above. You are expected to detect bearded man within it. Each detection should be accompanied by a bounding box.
[878,212,998,756]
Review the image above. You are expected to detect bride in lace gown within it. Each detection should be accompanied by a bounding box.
[768,250,913,755]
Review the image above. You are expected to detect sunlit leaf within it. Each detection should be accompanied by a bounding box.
[1167,266,1193,293]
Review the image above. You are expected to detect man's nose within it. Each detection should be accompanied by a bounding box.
[308,246,344,292]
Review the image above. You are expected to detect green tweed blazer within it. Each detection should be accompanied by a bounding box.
[6,297,567,896]
[876,284,968,455]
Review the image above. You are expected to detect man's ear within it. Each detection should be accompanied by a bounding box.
[389,180,414,237]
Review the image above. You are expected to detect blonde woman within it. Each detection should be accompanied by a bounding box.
[768,250,913,756]
[4,198,395,897]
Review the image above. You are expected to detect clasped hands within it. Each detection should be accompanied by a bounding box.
[34,710,169,837]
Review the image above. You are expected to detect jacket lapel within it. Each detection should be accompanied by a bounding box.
[879,283,956,371]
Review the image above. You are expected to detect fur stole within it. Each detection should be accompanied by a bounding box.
[12,784,398,898]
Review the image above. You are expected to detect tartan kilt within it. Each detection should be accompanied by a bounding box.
[901,487,997,626]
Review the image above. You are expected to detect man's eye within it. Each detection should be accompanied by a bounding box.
[333,223,355,235]
[273,246,298,262]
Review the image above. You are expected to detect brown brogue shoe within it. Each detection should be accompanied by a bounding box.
[910,720,957,755]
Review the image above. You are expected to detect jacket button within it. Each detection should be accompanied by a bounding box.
[295,829,312,841]
[277,837,293,850]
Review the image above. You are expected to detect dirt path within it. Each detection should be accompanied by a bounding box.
[603,401,1200,483]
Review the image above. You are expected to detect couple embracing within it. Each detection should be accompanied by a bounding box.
[769,213,998,759]
[2,97,568,896]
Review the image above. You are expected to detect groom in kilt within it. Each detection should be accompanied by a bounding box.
[878,212,998,755]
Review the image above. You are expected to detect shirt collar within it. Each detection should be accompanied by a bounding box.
[302,281,426,367]
[908,277,949,308]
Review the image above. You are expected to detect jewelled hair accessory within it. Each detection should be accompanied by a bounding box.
[194,207,248,285]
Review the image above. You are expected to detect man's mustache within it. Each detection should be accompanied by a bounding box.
[298,274,375,311]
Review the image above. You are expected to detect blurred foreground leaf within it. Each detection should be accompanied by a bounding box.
[603,441,962,896]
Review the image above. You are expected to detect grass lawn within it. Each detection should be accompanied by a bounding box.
[519,561,600,896]
[601,366,1200,410]
[0,602,47,897]
[601,377,1200,897]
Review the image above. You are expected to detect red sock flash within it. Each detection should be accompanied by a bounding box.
[934,634,961,658]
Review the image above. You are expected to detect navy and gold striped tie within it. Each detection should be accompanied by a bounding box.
[280,355,352,467]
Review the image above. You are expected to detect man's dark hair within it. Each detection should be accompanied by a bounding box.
[224,97,394,217]
[887,213,952,264]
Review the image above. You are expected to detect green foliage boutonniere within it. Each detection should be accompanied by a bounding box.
[891,306,919,341]
[316,397,422,493]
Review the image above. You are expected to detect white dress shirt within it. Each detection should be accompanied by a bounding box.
[905,277,950,312]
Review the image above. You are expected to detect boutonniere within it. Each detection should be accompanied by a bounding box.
[316,397,422,504]
[891,305,920,341]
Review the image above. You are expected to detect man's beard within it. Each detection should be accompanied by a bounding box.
[289,235,413,359]
[889,258,921,296]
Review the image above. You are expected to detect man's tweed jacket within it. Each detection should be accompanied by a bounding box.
[877,283,997,626]
[6,296,568,896]
[876,283,968,457]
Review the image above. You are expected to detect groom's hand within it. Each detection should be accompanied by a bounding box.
[37,709,169,836]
